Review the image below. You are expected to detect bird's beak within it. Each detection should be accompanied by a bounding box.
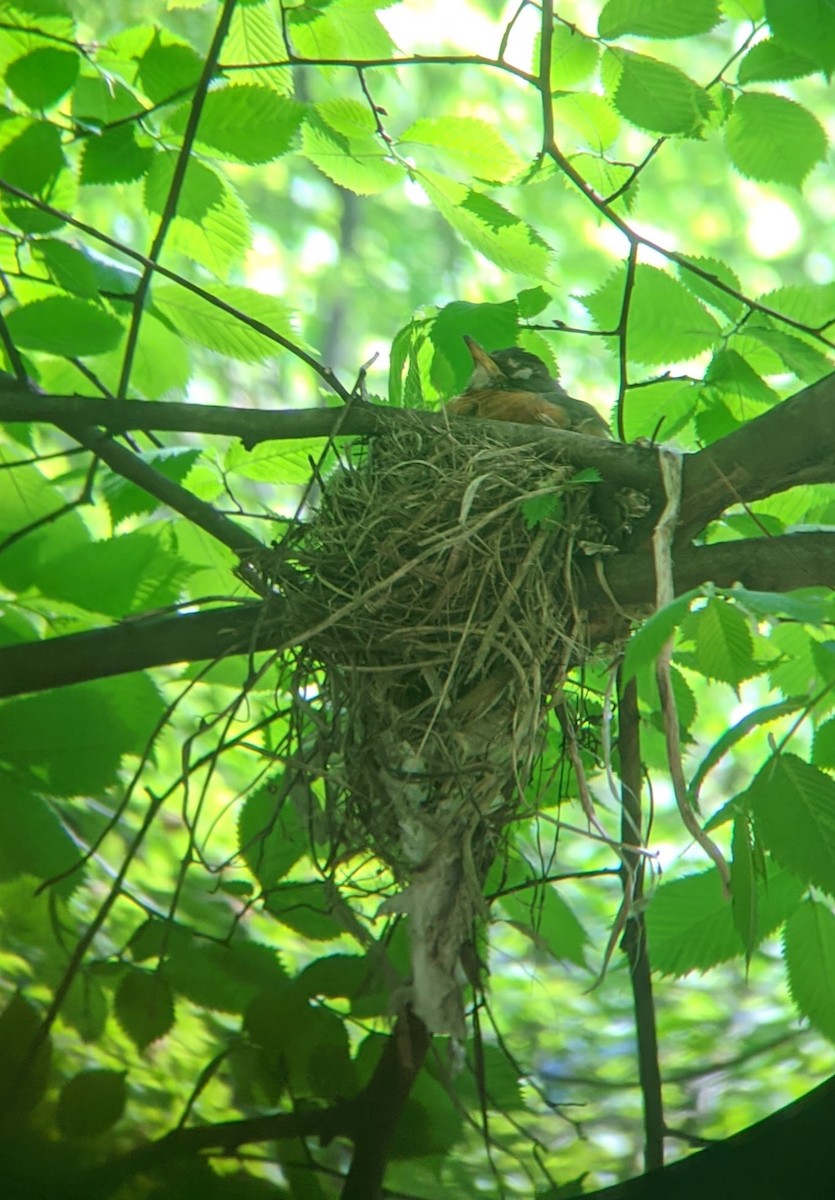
[463,336,504,380]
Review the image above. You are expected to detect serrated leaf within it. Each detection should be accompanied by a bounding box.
[693,599,755,686]
[0,772,78,887]
[264,881,344,940]
[521,492,565,532]
[0,118,72,233]
[724,585,835,624]
[726,93,827,187]
[737,37,819,83]
[695,701,803,809]
[758,281,835,329]
[428,299,518,389]
[166,936,288,1013]
[152,284,296,362]
[500,883,588,967]
[647,864,804,975]
[102,449,200,526]
[238,775,307,888]
[288,0,394,60]
[56,1069,126,1138]
[400,116,524,182]
[749,754,835,896]
[547,25,600,84]
[599,0,720,39]
[0,993,51,1116]
[5,46,79,109]
[167,86,305,164]
[813,718,835,769]
[144,152,251,276]
[72,73,138,124]
[115,969,174,1050]
[224,3,292,93]
[6,296,122,357]
[80,124,152,185]
[301,109,402,194]
[32,239,98,297]
[603,48,713,134]
[784,901,835,1043]
[622,589,699,681]
[225,436,330,485]
[705,348,778,405]
[745,324,833,383]
[517,286,551,318]
[298,953,387,1015]
[137,31,203,103]
[731,816,758,961]
[0,676,164,796]
[552,92,620,151]
[765,0,835,75]
[36,529,191,616]
[419,170,552,278]
[581,264,721,365]
[676,255,744,319]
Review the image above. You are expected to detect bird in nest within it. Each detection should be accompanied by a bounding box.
[445,336,611,439]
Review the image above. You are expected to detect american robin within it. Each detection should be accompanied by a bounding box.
[445,337,611,438]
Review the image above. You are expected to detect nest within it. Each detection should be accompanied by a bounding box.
[279,417,610,1035]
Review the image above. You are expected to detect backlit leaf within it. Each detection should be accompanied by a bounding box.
[784,900,835,1043]
[726,93,827,187]
[115,969,174,1050]
[5,46,78,109]
[400,117,524,182]
[599,0,720,39]
[603,48,713,134]
[749,754,835,896]
[6,296,123,357]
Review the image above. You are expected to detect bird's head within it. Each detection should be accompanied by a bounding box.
[463,336,563,395]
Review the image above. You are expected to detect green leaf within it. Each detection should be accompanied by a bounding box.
[238,776,307,888]
[676,255,744,319]
[599,0,720,39]
[0,772,78,888]
[725,93,827,187]
[692,599,755,686]
[0,993,51,1117]
[731,816,758,962]
[547,25,600,84]
[745,324,833,383]
[622,589,699,681]
[72,73,139,124]
[225,436,332,485]
[0,676,164,796]
[80,125,152,185]
[725,585,835,624]
[5,46,79,109]
[552,92,620,151]
[152,284,296,363]
[647,865,804,975]
[32,239,99,297]
[166,936,289,1013]
[737,37,819,83]
[102,449,200,526]
[500,882,588,968]
[301,107,403,195]
[758,281,835,328]
[144,153,251,277]
[36,530,192,617]
[705,348,778,405]
[400,117,524,183]
[115,969,175,1051]
[264,881,344,940]
[298,953,388,1016]
[581,264,721,364]
[167,86,305,164]
[419,170,553,278]
[765,0,835,75]
[813,718,835,769]
[784,901,835,1043]
[224,3,293,94]
[521,492,565,532]
[428,299,519,388]
[0,118,72,233]
[749,754,835,896]
[6,296,123,357]
[56,1069,126,1138]
[694,700,803,809]
[516,286,551,318]
[288,0,394,60]
[603,48,714,134]
[137,30,203,103]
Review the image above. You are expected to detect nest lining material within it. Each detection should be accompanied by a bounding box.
[280,417,608,1036]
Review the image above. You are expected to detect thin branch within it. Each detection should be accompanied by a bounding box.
[118,0,238,398]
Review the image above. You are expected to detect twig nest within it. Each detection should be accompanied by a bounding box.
[282,417,607,1036]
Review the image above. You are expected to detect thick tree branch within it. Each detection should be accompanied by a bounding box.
[1,533,832,698]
